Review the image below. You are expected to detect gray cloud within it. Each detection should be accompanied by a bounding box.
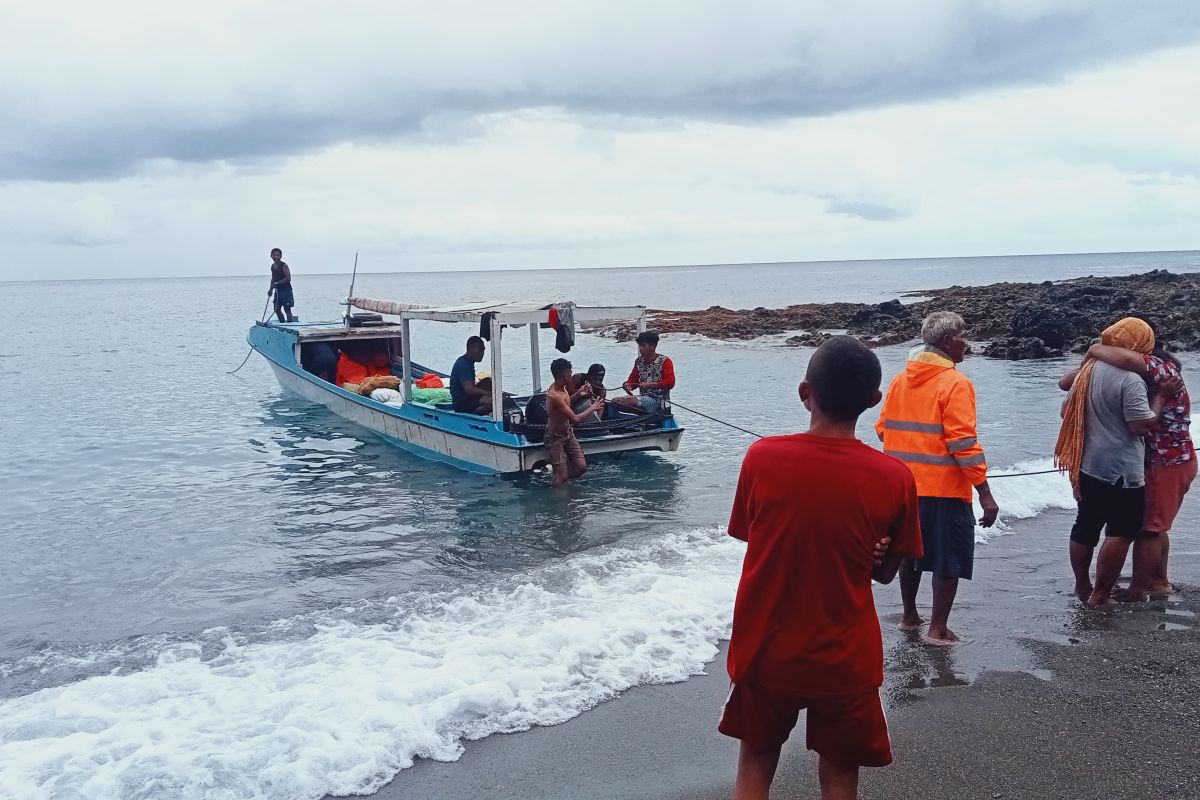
[3,1,1200,182]
[824,198,909,222]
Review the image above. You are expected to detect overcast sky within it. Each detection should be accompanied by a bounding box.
[2,1,1200,281]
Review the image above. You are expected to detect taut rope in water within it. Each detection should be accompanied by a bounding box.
[668,400,768,439]
[661,397,1061,479]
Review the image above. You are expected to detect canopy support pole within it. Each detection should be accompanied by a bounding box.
[400,318,412,402]
[529,323,542,393]
[490,316,503,422]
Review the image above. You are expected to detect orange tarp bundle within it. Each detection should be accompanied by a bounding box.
[337,353,392,390]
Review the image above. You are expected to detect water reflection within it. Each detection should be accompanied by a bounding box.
[884,639,971,707]
[254,397,686,594]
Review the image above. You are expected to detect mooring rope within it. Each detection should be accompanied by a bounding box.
[662,397,1061,479]
[668,400,769,439]
[227,297,273,375]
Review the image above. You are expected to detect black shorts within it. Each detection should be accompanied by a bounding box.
[1069,472,1145,547]
[273,284,294,308]
[914,497,976,580]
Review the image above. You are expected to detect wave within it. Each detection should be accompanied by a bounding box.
[0,460,1076,799]
[0,528,742,800]
[972,457,1076,543]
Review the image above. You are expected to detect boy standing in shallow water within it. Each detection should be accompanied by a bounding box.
[546,358,604,487]
[720,336,923,800]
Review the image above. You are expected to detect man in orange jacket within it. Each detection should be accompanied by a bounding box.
[876,311,999,646]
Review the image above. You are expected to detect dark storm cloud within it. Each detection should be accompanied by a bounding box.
[3,1,1199,182]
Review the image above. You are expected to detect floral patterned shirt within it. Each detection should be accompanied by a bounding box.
[1144,354,1194,467]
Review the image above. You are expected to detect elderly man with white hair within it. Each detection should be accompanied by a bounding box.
[875,311,999,646]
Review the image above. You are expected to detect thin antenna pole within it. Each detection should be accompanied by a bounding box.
[345,251,359,326]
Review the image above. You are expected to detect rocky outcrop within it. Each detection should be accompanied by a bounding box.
[981,337,1064,360]
[598,270,1200,359]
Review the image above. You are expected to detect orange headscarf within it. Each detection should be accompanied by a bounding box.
[1054,317,1155,487]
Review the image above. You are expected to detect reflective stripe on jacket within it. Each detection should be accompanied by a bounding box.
[875,349,987,502]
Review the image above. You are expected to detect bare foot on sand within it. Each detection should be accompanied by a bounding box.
[923,626,960,646]
[1148,582,1175,595]
[1086,592,1118,607]
[1074,583,1094,602]
[899,615,924,632]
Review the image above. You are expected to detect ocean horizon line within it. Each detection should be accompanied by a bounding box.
[3,248,1198,286]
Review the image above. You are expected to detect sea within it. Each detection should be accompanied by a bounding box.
[1,250,1198,800]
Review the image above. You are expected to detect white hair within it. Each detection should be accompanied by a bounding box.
[921,311,966,346]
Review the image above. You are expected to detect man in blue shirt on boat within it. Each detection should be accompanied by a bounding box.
[450,336,495,415]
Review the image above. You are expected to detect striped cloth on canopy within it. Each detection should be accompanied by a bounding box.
[348,297,429,316]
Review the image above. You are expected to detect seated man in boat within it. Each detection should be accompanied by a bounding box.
[568,363,608,423]
[450,336,495,415]
[613,331,675,413]
[547,358,605,487]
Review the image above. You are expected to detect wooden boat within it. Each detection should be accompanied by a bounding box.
[247,299,684,474]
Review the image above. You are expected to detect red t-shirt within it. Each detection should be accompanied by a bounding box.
[727,434,922,698]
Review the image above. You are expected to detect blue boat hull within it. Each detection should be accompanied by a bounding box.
[248,323,683,474]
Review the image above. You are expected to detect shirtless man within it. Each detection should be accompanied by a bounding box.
[546,358,604,487]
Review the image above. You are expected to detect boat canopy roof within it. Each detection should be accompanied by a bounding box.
[348,297,645,326]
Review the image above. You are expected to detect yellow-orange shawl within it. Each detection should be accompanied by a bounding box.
[1054,317,1155,487]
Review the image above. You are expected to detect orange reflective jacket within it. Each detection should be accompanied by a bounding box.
[875,349,987,502]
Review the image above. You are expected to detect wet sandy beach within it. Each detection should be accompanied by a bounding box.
[365,507,1200,800]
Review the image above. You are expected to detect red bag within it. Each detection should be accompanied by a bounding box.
[416,374,444,389]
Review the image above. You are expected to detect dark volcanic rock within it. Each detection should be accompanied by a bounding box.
[783,333,830,348]
[596,270,1200,359]
[981,337,1064,360]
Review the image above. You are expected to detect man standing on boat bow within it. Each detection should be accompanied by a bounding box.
[268,248,296,323]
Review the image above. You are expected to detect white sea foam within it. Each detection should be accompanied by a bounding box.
[973,457,1076,543]
[0,461,1075,800]
[0,528,744,800]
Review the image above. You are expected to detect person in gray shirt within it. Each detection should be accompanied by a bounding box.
[1059,340,1174,606]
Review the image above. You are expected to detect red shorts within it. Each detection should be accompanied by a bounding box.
[717,682,893,768]
[1144,459,1197,533]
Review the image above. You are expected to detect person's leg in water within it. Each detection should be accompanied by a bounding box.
[548,436,569,488]
[1069,475,1106,601]
[898,560,923,630]
[1126,532,1163,601]
[1153,531,1173,593]
[925,575,960,645]
[818,757,860,800]
[732,742,781,800]
[1089,535,1132,606]
[1069,541,1095,601]
[1091,482,1144,605]
[566,434,588,480]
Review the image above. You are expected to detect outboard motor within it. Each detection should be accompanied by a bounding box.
[523,394,549,443]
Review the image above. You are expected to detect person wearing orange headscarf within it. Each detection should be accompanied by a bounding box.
[1054,317,1169,606]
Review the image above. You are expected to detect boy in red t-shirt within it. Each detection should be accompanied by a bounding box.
[719,336,923,800]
